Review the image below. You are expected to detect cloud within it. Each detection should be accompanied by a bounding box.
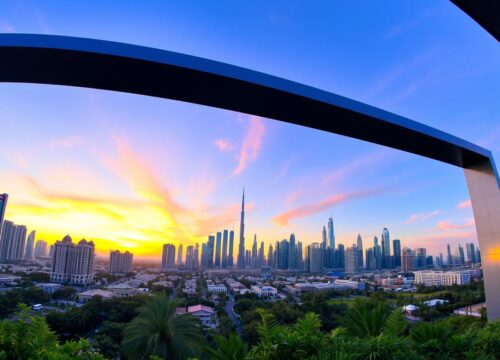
[47,135,85,148]
[435,218,475,231]
[404,210,440,224]
[214,139,234,152]
[233,116,266,175]
[457,199,472,209]
[273,188,383,226]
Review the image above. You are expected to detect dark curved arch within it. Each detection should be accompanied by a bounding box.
[0,34,499,319]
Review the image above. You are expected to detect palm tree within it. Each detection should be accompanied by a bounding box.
[204,333,248,360]
[342,300,391,337]
[122,295,204,360]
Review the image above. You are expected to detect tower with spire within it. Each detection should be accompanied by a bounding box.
[237,188,246,268]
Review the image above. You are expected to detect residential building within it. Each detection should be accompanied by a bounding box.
[221,229,228,268]
[345,245,359,274]
[251,285,277,298]
[50,235,95,285]
[414,270,472,286]
[308,243,323,272]
[207,284,227,294]
[393,239,401,267]
[161,243,176,270]
[466,243,476,263]
[34,240,48,258]
[215,232,222,267]
[177,244,183,265]
[228,230,234,267]
[24,230,36,261]
[109,250,133,274]
[402,248,415,273]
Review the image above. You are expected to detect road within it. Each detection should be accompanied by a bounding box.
[225,294,242,336]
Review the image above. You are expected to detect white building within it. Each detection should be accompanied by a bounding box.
[414,270,471,286]
[37,283,63,294]
[50,235,95,285]
[207,284,227,294]
[176,304,216,328]
[251,285,278,298]
[334,279,366,291]
[78,289,113,303]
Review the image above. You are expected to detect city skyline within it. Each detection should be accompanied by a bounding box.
[0,2,497,260]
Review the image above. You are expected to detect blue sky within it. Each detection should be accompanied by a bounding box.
[0,1,498,259]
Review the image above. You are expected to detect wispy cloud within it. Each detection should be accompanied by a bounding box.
[457,199,472,209]
[47,135,85,148]
[384,10,435,40]
[233,116,266,175]
[214,139,234,152]
[435,218,475,231]
[404,210,440,224]
[273,188,384,226]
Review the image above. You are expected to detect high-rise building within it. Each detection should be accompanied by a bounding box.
[402,248,415,273]
[322,226,327,249]
[24,230,36,261]
[365,247,376,270]
[393,239,401,267]
[381,228,391,268]
[308,243,323,272]
[161,243,176,270]
[328,217,335,250]
[245,249,251,266]
[457,244,465,265]
[416,248,427,269]
[215,232,222,267]
[237,189,246,268]
[373,236,382,270]
[447,244,453,266]
[207,235,215,268]
[185,245,194,269]
[337,243,345,269]
[280,239,289,269]
[34,240,48,258]
[466,243,476,263]
[177,244,183,265]
[0,194,7,240]
[50,235,95,285]
[356,234,363,268]
[288,233,296,269]
[345,245,359,274]
[0,220,27,261]
[228,230,234,267]
[109,250,133,274]
[268,243,274,268]
[251,234,258,267]
[222,229,228,268]
[258,241,264,267]
[274,240,280,269]
[297,241,303,269]
[194,243,199,269]
[476,248,481,263]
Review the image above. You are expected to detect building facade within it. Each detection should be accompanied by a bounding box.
[109,250,133,274]
[50,235,95,285]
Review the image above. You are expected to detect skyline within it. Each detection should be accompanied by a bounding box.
[0,2,498,259]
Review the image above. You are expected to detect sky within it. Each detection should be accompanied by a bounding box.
[0,1,499,261]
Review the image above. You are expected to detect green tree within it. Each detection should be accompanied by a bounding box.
[341,300,391,337]
[122,295,203,360]
[204,333,248,360]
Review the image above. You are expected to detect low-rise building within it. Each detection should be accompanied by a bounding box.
[78,289,113,302]
[176,304,216,328]
[207,284,227,294]
[251,285,277,298]
[414,270,471,286]
[37,283,63,294]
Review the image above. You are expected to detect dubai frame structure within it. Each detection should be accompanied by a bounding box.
[0,2,499,319]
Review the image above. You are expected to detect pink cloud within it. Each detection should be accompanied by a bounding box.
[435,218,475,231]
[214,139,234,152]
[233,116,266,175]
[47,135,85,148]
[404,210,440,224]
[457,199,472,209]
[273,188,383,226]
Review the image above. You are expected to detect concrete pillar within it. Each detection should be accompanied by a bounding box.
[464,158,500,321]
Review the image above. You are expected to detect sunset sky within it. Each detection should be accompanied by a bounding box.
[0,1,499,260]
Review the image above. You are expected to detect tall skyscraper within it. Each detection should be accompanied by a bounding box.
[457,244,465,265]
[222,229,228,268]
[185,245,194,269]
[280,239,289,269]
[51,235,95,285]
[194,243,199,269]
[307,243,323,272]
[447,244,453,265]
[297,241,303,269]
[345,245,359,274]
[288,233,296,269]
[466,243,476,263]
[393,239,401,267]
[337,243,345,269]
[402,248,415,273]
[322,226,327,249]
[215,232,222,267]
[238,189,246,268]
[381,228,392,268]
[34,240,48,258]
[207,235,215,268]
[258,241,264,267]
[268,243,274,268]
[476,248,481,263]
[24,230,36,261]
[228,230,234,267]
[328,217,335,249]
[356,234,363,268]
[0,194,7,239]
[109,250,133,274]
[416,248,427,269]
[0,220,27,261]
[365,247,376,270]
[373,236,382,270]
[161,243,176,270]
[251,234,257,267]
[177,244,183,265]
